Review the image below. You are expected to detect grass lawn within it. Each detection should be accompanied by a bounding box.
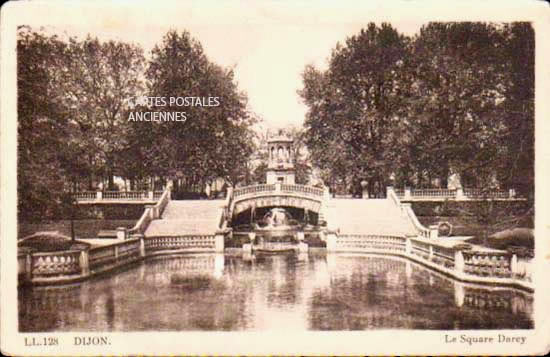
[18,219,137,240]
[418,215,534,257]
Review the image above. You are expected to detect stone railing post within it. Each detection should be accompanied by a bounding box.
[148,190,154,200]
[326,231,338,252]
[214,231,225,252]
[116,227,127,240]
[139,237,146,257]
[385,186,393,199]
[405,238,412,255]
[454,250,464,273]
[429,245,434,261]
[275,183,281,193]
[25,254,33,281]
[429,225,439,239]
[145,204,156,220]
[324,186,331,200]
[456,187,465,200]
[79,250,90,277]
[510,254,518,276]
[509,188,516,198]
[404,187,411,200]
[114,245,119,260]
[96,191,103,200]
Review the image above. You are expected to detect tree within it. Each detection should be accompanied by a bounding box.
[17,27,74,221]
[300,23,410,196]
[143,30,256,193]
[60,36,146,190]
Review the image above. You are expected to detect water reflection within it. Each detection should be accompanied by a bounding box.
[19,252,533,332]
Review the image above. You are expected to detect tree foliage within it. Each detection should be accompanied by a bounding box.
[300,22,534,199]
[17,28,257,220]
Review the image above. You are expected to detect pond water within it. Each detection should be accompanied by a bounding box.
[19,251,533,331]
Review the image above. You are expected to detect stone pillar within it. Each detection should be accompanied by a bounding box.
[454,250,465,273]
[404,187,411,200]
[298,242,308,253]
[116,227,126,240]
[214,253,224,279]
[25,254,33,281]
[215,232,225,252]
[96,191,103,200]
[243,243,252,253]
[145,205,156,219]
[429,225,439,239]
[139,237,146,257]
[510,254,518,276]
[324,186,331,200]
[296,231,305,242]
[114,245,119,260]
[79,250,90,277]
[275,183,281,193]
[326,231,338,252]
[248,232,256,244]
[454,282,465,307]
[148,191,154,200]
[429,244,434,261]
[405,238,412,255]
[363,181,370,199]
[456,187,465,200]
[509,188,516,198]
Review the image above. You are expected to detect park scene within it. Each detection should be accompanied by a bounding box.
[17,21,534,331]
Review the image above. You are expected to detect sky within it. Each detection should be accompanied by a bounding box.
[31,1,432,131]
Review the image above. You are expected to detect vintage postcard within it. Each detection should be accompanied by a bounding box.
[1,0,550,355]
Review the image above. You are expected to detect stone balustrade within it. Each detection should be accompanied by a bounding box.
[394,187,520,201]
[73,190,163,203]
[30,250,82,278]
[233,184,276,197]
[280,183,325,197]
[145,235,218,252]
[127,187,172,238]
[324,231,532,291]
[18,230,227,286]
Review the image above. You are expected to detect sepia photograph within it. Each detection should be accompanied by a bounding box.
[1,0,549,355]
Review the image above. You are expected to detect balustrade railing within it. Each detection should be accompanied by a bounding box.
[281,184,324,197]
[411,188,456,198]
[233,184,276,197]
[463,188,510,199]
[72,190,163,202]
[392,187,516,200]
[103,191,149,200]
[31,250,82,277]
[145,235,216,251]
[462,250,513,278]
[403,204,431,239]
[74,191,96,201]
[325,231,530,288]
[336,235,407,252]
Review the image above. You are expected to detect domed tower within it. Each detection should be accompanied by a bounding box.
[266,130,295,184]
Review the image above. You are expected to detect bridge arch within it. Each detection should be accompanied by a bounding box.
[230,184,325,218]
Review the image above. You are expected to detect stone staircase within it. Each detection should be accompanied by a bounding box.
[145,200,225,237]
[324,198,416,236]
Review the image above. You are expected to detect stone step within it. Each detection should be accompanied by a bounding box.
[144,200,224,236]
[325,199,416,236]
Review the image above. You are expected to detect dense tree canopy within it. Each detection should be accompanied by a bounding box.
[300,22,534,199]
[17,28,257,220]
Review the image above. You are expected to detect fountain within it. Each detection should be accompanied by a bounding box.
[243,207,308,254]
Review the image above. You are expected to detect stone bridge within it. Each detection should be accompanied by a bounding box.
[229,183,327,217]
